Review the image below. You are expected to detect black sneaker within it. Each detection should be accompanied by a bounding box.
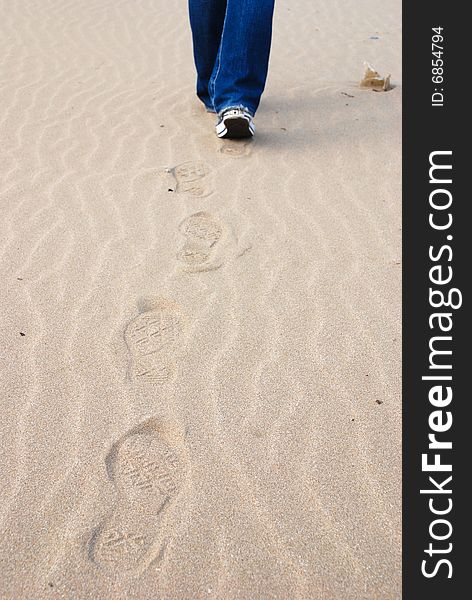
[215,107,255,139]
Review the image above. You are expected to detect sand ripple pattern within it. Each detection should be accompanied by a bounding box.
[0,0,401,599]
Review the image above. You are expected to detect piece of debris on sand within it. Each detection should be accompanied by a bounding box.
[360,62,391,91]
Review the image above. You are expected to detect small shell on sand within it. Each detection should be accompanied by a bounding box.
[360,62,391,91]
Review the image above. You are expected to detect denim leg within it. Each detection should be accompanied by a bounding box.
[188,0,228,110]
[209,0,275,115]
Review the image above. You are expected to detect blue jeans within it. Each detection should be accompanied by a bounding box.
[188,0,275,116]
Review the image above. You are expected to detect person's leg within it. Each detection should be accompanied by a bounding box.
[209,0,275,116]
[188,0,227,111]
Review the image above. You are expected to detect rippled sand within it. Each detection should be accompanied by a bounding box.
[0,0,401,598]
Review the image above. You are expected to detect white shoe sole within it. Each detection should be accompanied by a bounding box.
[216,115,255,139]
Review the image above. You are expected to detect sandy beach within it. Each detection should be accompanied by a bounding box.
[0,0,401,598]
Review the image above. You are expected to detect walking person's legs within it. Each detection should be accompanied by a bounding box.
[188,0,228,112]
[188,0,275,137]
[209,0,275,116]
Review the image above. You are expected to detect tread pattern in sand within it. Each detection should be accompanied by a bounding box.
[218,140,252,157]
[162,161,213,197]
[90,419,185,575]
[124,299,183,385]
[177,211,224,272]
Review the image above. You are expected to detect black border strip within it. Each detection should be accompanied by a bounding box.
[403,3,466,597]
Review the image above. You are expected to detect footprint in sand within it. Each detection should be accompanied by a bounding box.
[161,160,213,197]
[125,299,183,385]
[90,419,186,576]
[218,140,252,157]
[177,211,224,273]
